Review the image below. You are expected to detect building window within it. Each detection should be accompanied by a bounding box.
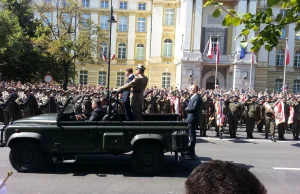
[275,79,283,92]
[98,71,107,85]
[101,0,108,8]
[79,70,88,85]
[43,12,52,26]
[120,1,127,9]
[118,43,126,59]
[82,0,89,7]
[100,15,109,30]
[162,73,171,88]
[294,50,300,67]
[165,9,175,26]
[117,72,125,87]
[81,14,90,28]
[136,44,145,60]
[138,3,146,10]
[294,80,300,93]
[211,37,218,54]
[100,42,108,58]
[137,17,146,32]
[280,28,286,39]
[276,49,285,66]
[118,16,127,32]
[163,39,173,57]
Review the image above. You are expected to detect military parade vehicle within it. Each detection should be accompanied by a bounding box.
[0,95,189,175]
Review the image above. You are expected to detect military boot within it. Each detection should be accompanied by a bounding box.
[265,133,268,139]
[215,132,219,137]
[202,131,207,137]
[271,135,276,142]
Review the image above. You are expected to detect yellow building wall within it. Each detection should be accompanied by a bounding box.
[75,62,177,88]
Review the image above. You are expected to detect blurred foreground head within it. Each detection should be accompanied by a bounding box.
[185,160,267,194]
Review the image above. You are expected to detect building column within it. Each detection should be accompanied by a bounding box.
[232,0,247,53]
[128,13,136,60]
[183,0,193,51]
[247,0,257,52]
[192,0,202,52]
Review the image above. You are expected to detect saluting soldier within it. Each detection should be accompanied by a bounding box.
[4,87,21,123]
[256,97,265,133]
[15,88,39,118]
[263,96,276,142]
[245,95,260,139]
[144,91,158,113]
[116,64,148,121]
[292,96,300,140]
[226,95,242,138]
[157,93,172,113]
[39,90,57,114]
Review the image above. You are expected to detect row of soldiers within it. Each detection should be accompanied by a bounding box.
[139,89,300,141]
[1,85,300,141]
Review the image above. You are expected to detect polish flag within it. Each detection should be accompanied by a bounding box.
[288,106,294,124]
[111,53,116,60]
[274,99,285,125]
[285,39,290,65]
[216,40,220,64]
[207,37,213,59]
[102,52,107,61]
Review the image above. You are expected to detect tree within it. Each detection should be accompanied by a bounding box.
[0,0,63,82]
[32,0,104,90]
[204,0,300,52]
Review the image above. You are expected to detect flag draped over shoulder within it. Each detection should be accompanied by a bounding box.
[274,99,285,125]
[288,106,294,124]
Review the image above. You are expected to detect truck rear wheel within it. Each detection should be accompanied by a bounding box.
[9,141,45,172]
[131,143,164,176]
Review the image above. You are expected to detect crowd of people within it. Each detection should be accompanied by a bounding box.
[0,75,300,142]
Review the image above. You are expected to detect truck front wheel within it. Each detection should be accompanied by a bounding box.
[131,143,164,176]
[9,141,45,172]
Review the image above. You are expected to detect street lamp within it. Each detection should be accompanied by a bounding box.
[107,0,117,120]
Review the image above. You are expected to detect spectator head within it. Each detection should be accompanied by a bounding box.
[100,97,109,106]
[92,98,101,109]
[185,160,267,194]
[189,84,199,95]
[126,68,133,77]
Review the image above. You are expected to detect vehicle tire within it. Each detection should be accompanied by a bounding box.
[131,143,164,176]
[9,140,46,173]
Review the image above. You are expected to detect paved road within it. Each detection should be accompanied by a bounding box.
[0,129,300,194]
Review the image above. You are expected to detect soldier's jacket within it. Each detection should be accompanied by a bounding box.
[284,102,290,121]
[226,100,242,118]
[117,74,148,94]
[157,98,171,113]
[263,101,275,119]
[245,100,260,120]
[293,102,300,120]
[145,96,158,113]
[200,97,210,115]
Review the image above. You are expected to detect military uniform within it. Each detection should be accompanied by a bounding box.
[199,96,210,137]
[157,97,171,113]
[226,98,242,138]
[117,64,148,121]
[263,98,276,141]
[245,97,260,139]
[145,95,158,113]
[293,98,300,140]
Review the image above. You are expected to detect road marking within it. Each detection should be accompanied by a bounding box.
[273,167,300,171]
[197,137,293,143]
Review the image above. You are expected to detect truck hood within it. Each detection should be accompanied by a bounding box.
[12,114,57,125]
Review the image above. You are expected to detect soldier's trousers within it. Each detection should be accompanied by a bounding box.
[130,93,143,121]
[2,110,9,125]
[265,117,275,136]
[293,120,300,137]
[199,114,208,133]
[228,116,238,136]
[246,117,255,136]
[277,122,286,137]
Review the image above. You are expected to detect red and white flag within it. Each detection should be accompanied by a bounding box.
[285,39,290,65]
[216,40,220,64]
[207,37,213,59]
[288,106,294,124]
[274,99,285,125]
[102,52,107,61]
[111,53,116,60]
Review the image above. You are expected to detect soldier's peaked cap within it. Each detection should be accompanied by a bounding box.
[136,64,146,70]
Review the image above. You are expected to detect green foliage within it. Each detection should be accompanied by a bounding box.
[204,0,300,52]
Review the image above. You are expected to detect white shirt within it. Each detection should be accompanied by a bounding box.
[191,93,197,100]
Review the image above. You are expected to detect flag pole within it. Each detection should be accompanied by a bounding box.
[283,38,288,93]
[249,52,253,91]
[215,35,219,90]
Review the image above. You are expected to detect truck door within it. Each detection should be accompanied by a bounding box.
[58,121,97,152]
